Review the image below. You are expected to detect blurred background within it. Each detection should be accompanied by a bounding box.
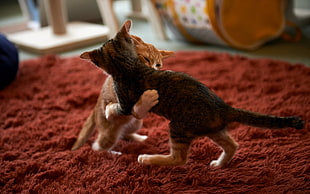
[0,0,309,65]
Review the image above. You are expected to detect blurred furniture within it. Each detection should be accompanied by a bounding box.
[96,0,167,39]
[7,0,109,54]
[149,0,310,49]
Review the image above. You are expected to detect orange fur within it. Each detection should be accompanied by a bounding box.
[71,35,174,152]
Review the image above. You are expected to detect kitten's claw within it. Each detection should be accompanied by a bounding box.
[138,154,152,165]
[133,90,159,119]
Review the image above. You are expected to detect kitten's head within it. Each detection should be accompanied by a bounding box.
[80,20,173,74]
[131,35,174,70]
[80,20,135,74]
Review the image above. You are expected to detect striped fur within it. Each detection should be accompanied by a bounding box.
[80,20,305,167]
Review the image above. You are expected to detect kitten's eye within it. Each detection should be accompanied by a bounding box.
[143,57,150,62]
[156,64,161,68]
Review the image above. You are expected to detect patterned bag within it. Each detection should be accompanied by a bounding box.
[153,0,298,50]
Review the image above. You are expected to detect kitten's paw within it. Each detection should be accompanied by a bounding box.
[92,142,102,151]
[142,89,159,106]
[138,154,152,165]
[133,90,159,119]
[131,133,148,142]
[210,160,222,167]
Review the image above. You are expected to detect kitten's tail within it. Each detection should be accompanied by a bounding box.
[72,110,96,150]
[228,108,305,130]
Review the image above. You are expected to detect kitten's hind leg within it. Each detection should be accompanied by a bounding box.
[138,138,190,166]
[207,130,238,167]
[72,111,96,150]
[92,126,119,152]
[122,119,147,142]
[92,136,121,155]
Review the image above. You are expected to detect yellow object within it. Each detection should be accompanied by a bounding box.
[154,0,292,50]
[208,0,285,49]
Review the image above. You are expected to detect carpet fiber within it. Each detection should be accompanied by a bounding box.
[1,52,309,193]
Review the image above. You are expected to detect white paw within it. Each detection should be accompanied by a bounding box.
[92,142,102,151]
[138,154,152,165]
[137,135,148,142]
[131,133,148,142]
[210,160,222,167]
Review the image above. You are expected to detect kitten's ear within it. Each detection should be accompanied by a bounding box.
[120,20,132,36]
[123,20,132,32]
[80,52,91,60]
[160,50,175,59]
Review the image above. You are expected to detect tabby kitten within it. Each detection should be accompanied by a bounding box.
[71,34,174,152]
[80,20,305,167]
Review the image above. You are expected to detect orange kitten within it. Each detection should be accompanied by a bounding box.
[71,35,174,153]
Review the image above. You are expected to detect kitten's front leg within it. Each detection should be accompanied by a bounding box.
[105,103,121,120]
[132,89,159,119]
[105,89,159,120]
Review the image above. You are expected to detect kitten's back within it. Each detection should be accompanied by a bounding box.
[133,66,232,133]
[132,64,304,132]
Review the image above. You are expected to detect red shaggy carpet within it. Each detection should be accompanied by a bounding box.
[1,52,309,193]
